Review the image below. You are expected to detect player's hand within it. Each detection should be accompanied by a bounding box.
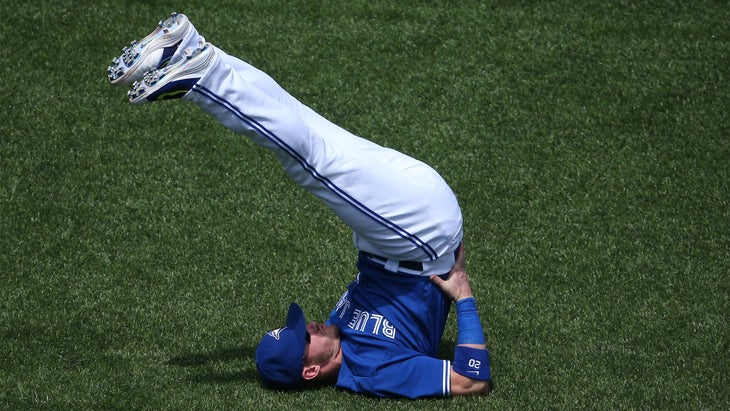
[430,243,473,301]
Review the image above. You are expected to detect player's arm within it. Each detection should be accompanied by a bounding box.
[430,244,492,396]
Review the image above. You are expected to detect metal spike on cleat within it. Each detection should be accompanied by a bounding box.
[128,81,143,100]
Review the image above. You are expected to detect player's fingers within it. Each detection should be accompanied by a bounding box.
[430,275,452,293]
[452,243,466,271]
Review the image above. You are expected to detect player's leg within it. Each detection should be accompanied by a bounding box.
[188,47,462,270]
[115,37,462,274]
[215,48,389,156]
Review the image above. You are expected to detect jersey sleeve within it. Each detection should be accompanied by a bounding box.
[372,347,452,398]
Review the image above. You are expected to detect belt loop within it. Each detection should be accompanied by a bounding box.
[384,259,399,273]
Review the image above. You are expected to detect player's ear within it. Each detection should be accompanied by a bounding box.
[302,364,321,381]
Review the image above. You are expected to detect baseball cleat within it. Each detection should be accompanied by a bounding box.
[107,12,194,86]
[128,42,215,104]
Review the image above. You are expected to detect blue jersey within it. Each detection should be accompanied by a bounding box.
[327,255,452,398]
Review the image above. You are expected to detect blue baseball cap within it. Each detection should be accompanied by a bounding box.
[255,303,307,389]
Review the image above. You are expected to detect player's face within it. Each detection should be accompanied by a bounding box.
[303,321,341,366]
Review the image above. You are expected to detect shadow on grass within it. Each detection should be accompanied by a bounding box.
[168,345,259,384]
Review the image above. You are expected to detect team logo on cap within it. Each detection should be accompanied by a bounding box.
[267,327,286,340]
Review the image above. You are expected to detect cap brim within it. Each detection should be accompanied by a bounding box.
[286,303,307,349]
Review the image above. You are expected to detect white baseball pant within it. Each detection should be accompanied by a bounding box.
[183,46,463,276]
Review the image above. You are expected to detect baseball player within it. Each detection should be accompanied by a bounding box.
[108,13,492,398]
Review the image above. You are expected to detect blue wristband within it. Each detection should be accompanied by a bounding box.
[456,297,485,345]
[453,346,491,381]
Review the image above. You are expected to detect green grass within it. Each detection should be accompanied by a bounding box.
[1,0,728,409]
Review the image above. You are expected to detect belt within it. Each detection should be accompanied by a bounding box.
[360,251,423,272]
